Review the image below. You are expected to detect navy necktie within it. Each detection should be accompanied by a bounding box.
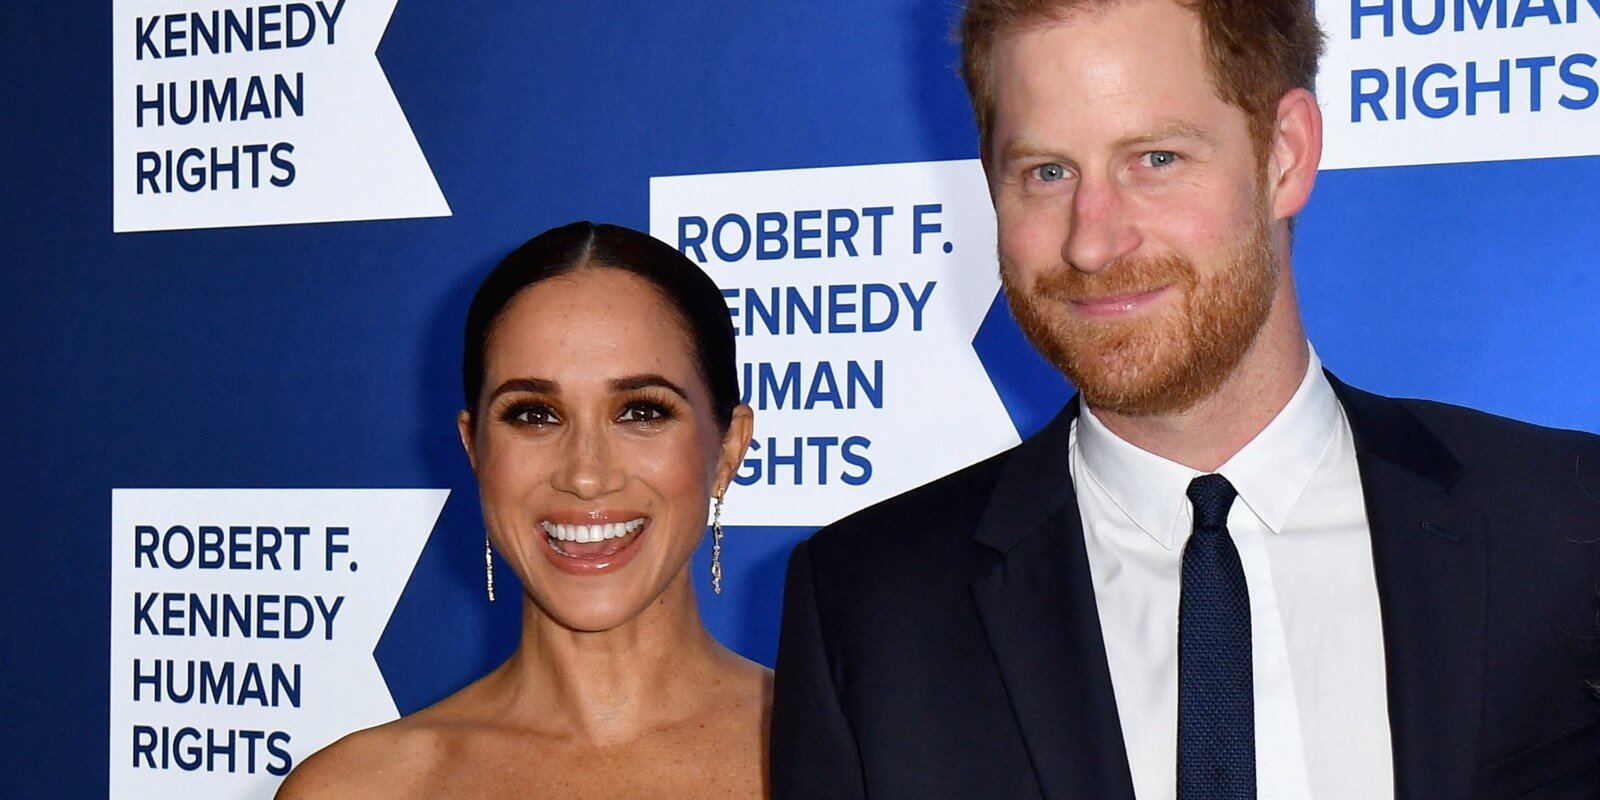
[1178,473,1254,799]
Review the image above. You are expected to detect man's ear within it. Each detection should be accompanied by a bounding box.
[1267,87,1323,222]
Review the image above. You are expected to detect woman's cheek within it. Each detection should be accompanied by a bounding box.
[636,428,713,481]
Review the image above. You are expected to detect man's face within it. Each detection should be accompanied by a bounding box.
[986,0,1281,416]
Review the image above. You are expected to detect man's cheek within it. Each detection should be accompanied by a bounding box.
[1001,218,1061,266]
[1151,195,1251,250]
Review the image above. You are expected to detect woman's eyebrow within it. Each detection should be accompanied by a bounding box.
[610,374,689,400]
[489,377,557,400]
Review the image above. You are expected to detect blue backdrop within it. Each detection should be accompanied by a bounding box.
[1,2,1596,796]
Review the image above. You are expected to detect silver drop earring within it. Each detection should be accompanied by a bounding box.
[484,535,496,602]
[711,492,725,595]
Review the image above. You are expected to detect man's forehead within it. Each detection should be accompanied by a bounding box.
[992,0,1198,45]
[990,8,1207,105]
[986,2,1225,133]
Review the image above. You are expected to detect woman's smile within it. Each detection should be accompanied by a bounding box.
[538,514,650,573]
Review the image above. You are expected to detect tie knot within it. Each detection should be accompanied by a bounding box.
[1186,474,1237,529]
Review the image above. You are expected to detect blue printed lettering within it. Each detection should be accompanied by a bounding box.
[735,436,878,486]
[134,3,346,60]
[1405,0,1447,33]
[827,285,857,333]
[1514,0,1563,25]
[1466,58,1511,114]
[741,360,885,410]
[794,209,823,258]
[129,592,343,640]
[1456,0,1508,31]
[679,216,709,262]
[130,725,293,775]
[1417,63,1461,117]
[841,436,873,486]
[826,209,859,257]
[912,204,943,254]
[1516,56,1557,110]
[1352,69,1391,121]
[712,213,751,262]
[675,206,896,263]
[1561,53,1599,109]
[721,282,937,336]
[756,212,788,260]
[1353,0,1395,37]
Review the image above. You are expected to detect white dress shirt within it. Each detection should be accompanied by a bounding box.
[1069,347,1395,800]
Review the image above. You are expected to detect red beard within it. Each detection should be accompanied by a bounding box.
[1003,214,1278,416]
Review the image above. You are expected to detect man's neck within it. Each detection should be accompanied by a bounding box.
[1091,325,1311,474]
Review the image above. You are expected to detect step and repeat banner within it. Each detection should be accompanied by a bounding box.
[1,1,1596,797]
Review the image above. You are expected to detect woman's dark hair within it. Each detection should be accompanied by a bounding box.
[462,221,740,430]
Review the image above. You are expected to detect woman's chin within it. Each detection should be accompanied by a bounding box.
[528,566,676,634]
[507,520,704,633]
[537,592,654,634]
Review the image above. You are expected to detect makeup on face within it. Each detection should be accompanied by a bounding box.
[470,269,728,631]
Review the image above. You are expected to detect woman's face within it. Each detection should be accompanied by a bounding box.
[460,267,751,632]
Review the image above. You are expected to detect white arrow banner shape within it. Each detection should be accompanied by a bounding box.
[109,488,446,799]
[1316,0,1600,169]
[112,1,450,232]
[651,160,1018,527]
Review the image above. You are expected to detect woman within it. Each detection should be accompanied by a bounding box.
[278,222,765,798]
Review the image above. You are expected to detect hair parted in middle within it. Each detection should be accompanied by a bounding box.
[958,0,1325,157]
[461,221,741,432]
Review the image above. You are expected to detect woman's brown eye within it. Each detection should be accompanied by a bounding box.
[622,404,667,423]
[507,404,557,425]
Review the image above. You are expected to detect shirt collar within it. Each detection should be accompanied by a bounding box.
[1075,345,1340,548]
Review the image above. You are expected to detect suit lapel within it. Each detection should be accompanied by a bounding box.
[969,402,1137,800]
[1333,375,1487,800]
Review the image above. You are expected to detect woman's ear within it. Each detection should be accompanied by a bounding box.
[457,409,478,472]
[713,404,755,493]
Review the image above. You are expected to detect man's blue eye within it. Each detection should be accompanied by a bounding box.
[1034,163,1067,182]
[1144,151,1178,168]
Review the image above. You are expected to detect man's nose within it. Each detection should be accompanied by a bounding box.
[1062,174,1141,274]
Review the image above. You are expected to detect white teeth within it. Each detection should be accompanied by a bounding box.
[538,518,646,543]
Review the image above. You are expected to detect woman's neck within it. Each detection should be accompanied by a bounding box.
[486,568,732,745]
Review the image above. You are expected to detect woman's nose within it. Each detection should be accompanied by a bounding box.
[551,423,625,499]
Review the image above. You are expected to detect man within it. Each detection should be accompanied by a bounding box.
[770,1,1600,798]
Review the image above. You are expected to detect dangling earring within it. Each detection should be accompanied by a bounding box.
[711,492,725,595]
[484,535,496,602]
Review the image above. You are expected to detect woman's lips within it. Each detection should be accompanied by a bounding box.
[1070,286,1170,318]
[536,515,649,575]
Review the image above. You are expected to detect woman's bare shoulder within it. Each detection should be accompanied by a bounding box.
[273,710,460,800]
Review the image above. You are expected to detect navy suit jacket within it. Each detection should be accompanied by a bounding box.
[771,375,1600,800]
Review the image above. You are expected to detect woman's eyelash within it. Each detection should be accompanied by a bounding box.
[499,401,557,425]
[493,392,679,426]
[619,394,676,422]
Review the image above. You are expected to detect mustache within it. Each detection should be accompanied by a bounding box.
[1017,252,1199,302]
